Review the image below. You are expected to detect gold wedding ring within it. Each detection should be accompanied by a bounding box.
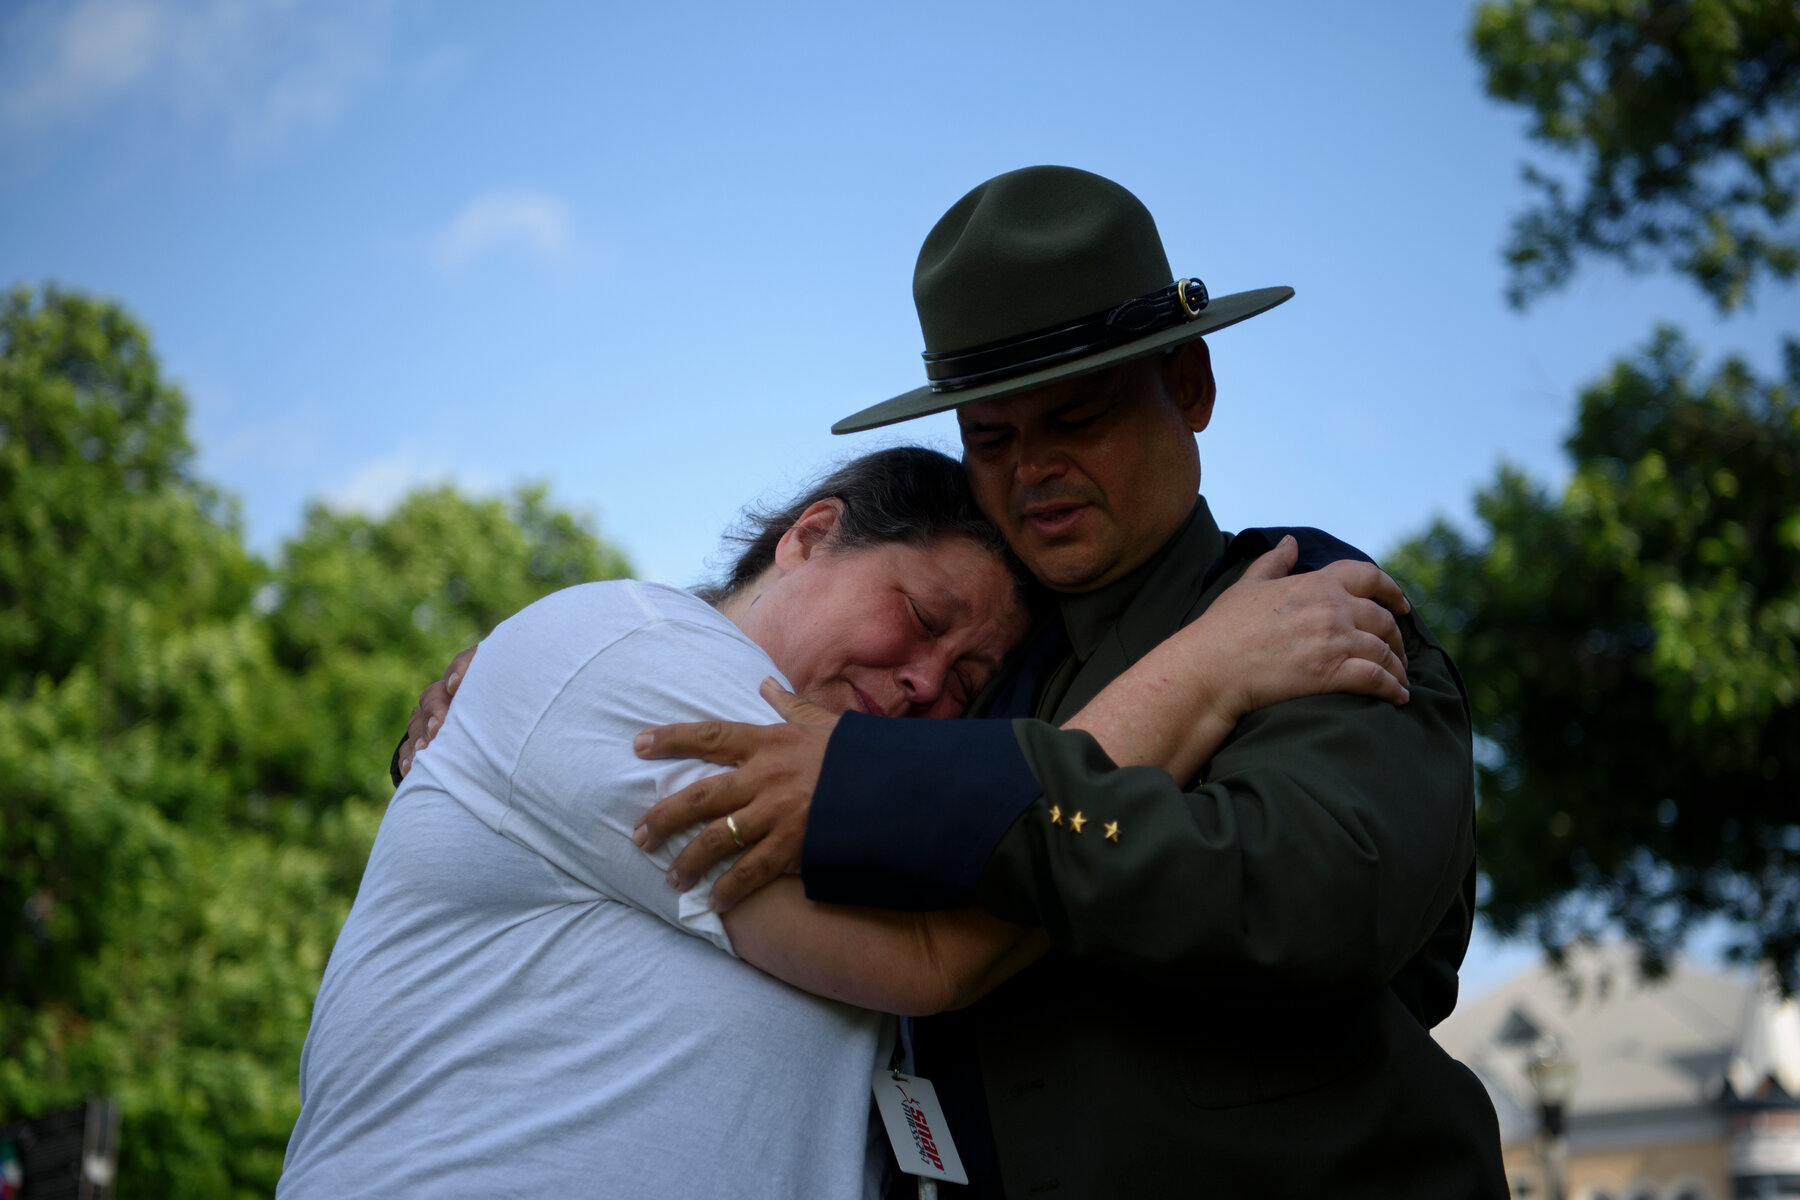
[726,814,745,849]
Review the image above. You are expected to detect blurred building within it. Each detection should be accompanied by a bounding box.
[1436,945,1800,1200]
[0,1098,118,1199]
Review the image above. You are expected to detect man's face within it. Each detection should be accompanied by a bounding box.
[957,343,1216,593]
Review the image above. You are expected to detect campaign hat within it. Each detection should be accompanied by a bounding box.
[834,165,1292,434]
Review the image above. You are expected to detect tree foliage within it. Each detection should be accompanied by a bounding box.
[0,285,257,691]
[1473,0,1800,311]
[262,487,630,805]
[1393,328,1800,988]
[0,285,632,1196]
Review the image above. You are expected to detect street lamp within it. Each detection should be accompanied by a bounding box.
[1526,1035,1578,1200]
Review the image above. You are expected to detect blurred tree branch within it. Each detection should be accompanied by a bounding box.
[1473,0,1800,311]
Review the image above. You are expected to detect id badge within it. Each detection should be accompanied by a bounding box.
[872,1069,968,1186]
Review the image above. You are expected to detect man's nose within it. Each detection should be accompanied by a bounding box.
[1015,434,1067,487]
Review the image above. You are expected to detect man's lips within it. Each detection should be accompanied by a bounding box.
[1022,501,1089,538]
[848,684,883,716]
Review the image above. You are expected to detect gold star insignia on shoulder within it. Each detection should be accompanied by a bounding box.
[1068,811,1087,834]
[1049,805,1063,826]
[1103,820,1121,843]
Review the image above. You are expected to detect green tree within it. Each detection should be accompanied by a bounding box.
[0,285,305,1198]
[0,283,265,1014]
[1393,329,1800,988]
[1397,1,1800,987]
[0,285,260,696]
[1,285,632,1196]
[1474,0,1800,311]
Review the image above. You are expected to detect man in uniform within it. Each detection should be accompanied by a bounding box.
[402,165,1507,1196]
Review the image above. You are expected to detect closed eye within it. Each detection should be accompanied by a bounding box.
[1054,400,1107,430]
[907,595,939,636]
[960,425,1012,450]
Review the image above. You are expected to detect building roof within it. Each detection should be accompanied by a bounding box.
[1433,944,1800,1145]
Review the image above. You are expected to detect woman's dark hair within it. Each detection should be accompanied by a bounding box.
[695,446,1037,606]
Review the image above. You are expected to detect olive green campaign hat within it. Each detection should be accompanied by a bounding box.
[833,165,1294,434]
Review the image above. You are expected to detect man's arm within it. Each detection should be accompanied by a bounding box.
[804,603,1473,997]
[998,613,1471,994]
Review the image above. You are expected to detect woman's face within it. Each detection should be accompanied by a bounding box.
[742,506,1030,719]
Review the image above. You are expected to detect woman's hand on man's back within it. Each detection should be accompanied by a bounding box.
[396,644,478,779]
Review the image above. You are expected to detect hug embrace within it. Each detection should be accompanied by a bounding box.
[278,167,1508,1198]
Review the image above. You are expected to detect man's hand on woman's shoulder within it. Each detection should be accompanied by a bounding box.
[632,678,837,913]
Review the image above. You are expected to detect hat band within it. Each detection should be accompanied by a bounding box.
[921,277,1208,393]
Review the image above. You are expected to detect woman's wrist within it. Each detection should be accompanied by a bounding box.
[1062,625,1242,781]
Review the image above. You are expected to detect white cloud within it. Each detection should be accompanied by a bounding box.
[0,0,405,154]
[428,190,578,271]
[2,0,162,125]
[323,443,496,517]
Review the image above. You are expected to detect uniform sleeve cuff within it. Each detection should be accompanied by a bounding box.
[802,712,1041,910]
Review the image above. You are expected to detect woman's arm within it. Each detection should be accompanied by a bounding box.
[722,879,1048,1016]
[1064,536,1412,783]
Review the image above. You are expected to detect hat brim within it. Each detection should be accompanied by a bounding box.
[832,285,1294,435]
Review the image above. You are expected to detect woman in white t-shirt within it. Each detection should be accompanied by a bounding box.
[279,447,1412,1199]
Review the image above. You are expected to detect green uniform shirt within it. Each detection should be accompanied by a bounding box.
[810,499,1507,1197]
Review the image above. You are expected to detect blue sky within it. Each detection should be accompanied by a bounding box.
[2,0,1786,994]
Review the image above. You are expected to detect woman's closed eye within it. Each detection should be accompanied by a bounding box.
[903,597,979,709]
[907,595,940,636]
[952,666,978,708]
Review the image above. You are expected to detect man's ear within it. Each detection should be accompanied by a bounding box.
[772,498,845,571]
[1165,339,1217,433]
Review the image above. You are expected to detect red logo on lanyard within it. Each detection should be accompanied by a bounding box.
[892,1083,947,1172]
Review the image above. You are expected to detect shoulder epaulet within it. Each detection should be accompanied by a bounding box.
[1201,526,1374,592]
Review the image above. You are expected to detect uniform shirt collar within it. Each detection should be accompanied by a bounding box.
[1056,497,1225,663]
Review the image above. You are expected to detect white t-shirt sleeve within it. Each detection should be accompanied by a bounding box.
[495,609,787,954]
